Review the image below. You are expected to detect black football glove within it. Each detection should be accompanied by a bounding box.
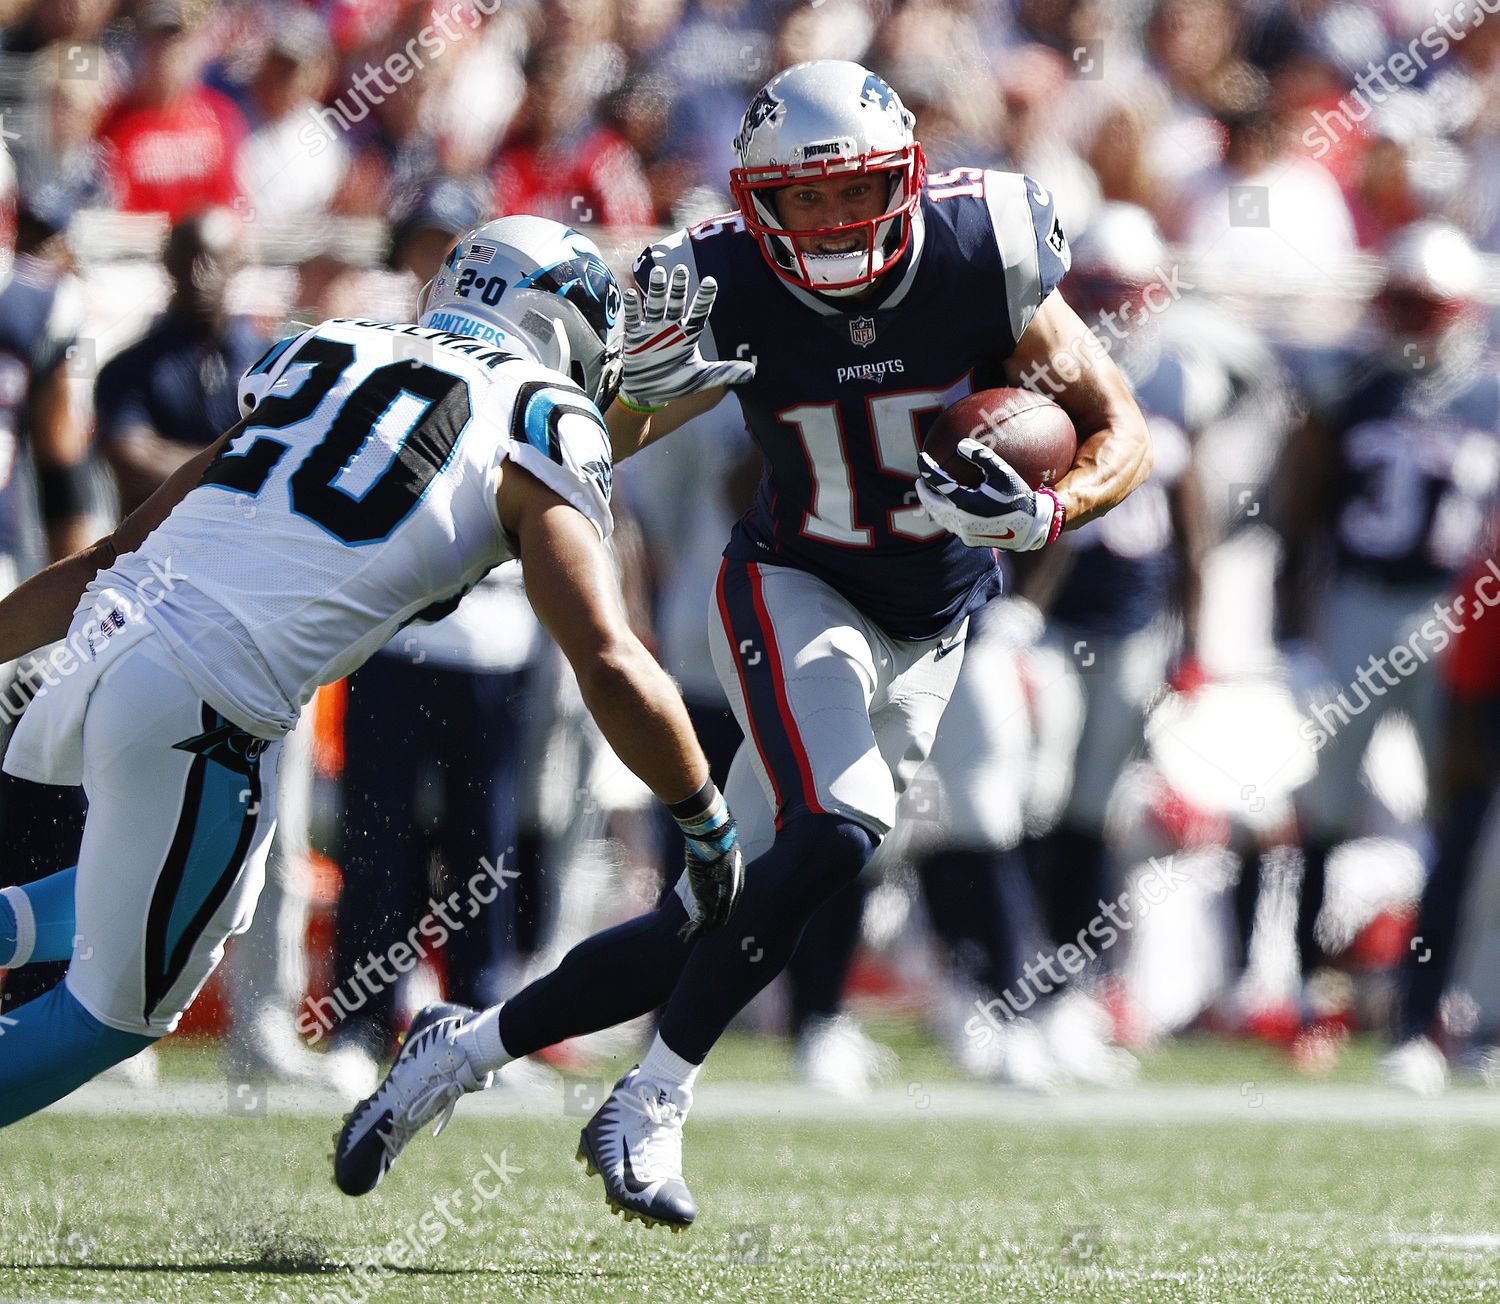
[670,782,745,941]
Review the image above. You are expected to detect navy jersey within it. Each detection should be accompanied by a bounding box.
[0,256,82,559]
[638,168,1070,641]
[94,314,271,449]
[1050,347,1214,635]
[1325,355,1500,586]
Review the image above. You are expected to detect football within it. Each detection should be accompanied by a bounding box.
[923,387,1078,490]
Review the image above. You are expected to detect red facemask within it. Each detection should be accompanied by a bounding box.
[730,144,926,294]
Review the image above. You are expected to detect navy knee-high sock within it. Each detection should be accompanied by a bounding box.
[787,877,869,1032]
[658,814,875,1063]
[497,814,875,1062]
[497,893,696,1058]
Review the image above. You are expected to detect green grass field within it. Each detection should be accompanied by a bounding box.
[3,1031,1499,1303]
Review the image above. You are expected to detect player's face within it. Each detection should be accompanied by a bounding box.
[772,175,889,254]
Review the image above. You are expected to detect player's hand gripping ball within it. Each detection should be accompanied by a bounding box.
[917,388,1077,551]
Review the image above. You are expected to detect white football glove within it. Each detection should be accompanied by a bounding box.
[916,438,1065,552]
[618,263,755,411]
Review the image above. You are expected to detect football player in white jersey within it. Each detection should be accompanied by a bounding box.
[0,215,743,1129]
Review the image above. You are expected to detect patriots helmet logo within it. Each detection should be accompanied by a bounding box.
[735,85,782,154]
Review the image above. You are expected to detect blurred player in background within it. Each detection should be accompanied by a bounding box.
[1383,547,1500,1094]
[1021,202,1216,1043]
[0,143,97,1036]
[1275,220,1500,1027]
[0,215,743,1130]
[338,60,1151,1230]
[95,209,268,512]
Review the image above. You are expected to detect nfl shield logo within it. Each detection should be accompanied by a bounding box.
[849,315,877,348]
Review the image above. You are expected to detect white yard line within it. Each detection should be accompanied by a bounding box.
[37,1079,1500,1125]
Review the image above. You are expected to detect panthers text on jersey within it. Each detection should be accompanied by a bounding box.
[1325,353,1500,587]
[637,168,1070,641]
[101,317,613,735]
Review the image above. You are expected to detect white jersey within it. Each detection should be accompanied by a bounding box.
[103,317,614,735]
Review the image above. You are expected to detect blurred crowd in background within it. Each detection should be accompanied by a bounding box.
[0,0,1498,1104]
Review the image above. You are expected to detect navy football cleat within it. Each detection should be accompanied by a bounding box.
[333,1002,490,1196]
[576,1067,696,1230]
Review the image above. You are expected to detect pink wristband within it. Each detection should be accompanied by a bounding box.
[1038,487,1065,546]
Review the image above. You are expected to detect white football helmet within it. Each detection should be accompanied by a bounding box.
[1375,220,1482,370]
[731,60,925,298]
[1070,203,1166,285]
[418,215,624,409]
[1066,202,1167,325]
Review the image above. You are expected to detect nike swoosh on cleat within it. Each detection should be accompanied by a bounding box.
[620,1148,654,1196]
[994,528,1016,540]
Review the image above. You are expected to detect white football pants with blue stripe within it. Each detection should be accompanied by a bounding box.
[0,630,279,1125]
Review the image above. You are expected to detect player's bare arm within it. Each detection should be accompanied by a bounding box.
[497,460,743,940]
[499,460,710,804]
[31,359,95,559]
[1272,410,1337,641]
[606,385,725,461]
[0,429,230,665]
[103,420,203,516]
[1004,290,1153,529]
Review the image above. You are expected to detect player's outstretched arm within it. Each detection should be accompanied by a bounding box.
[606,264,756,461]
[1005,290,1153,529]
[0,429,230,665]
[500,462,744,938]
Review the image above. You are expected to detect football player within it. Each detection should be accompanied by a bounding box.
[1274,220,1500,1006]
[336,61,1150,1228]
[0,215,744,1128]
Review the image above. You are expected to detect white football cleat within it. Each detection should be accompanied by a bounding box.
[100,1046,160,1089]
[333,1002,491,1196]
[1380,1036,1448,1097]
[576,1067,696,1230]
[795,1014,897,1099]
[320,1043,381,1102]
[961,1015,1064,1091]
[225,1010,331,1085]
[1040,992,1140,1087]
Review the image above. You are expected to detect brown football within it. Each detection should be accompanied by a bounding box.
[923,388,1077,490]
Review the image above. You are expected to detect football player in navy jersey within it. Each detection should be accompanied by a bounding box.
[348,61,1151,1230]
[1276,220,1500,1009]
